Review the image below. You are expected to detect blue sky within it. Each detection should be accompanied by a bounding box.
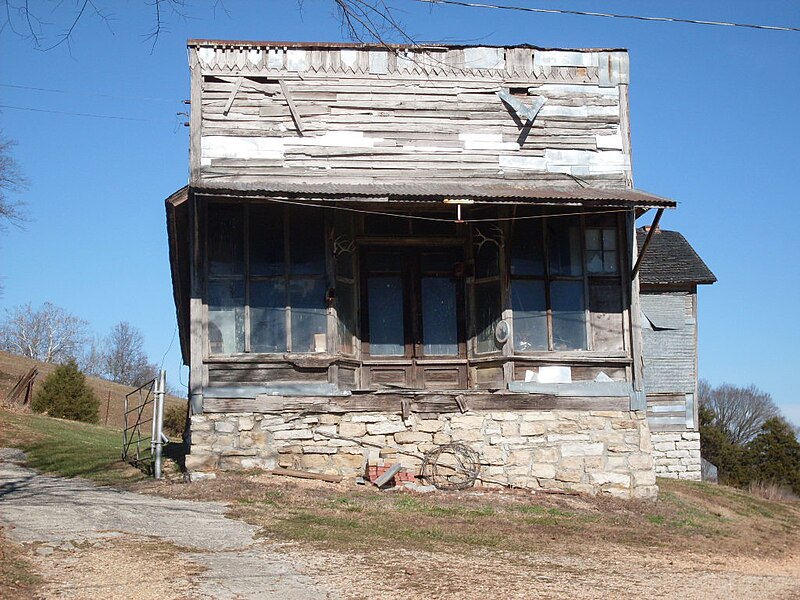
[1,1,798,424]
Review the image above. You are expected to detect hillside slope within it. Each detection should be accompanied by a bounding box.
[0,351,186,430]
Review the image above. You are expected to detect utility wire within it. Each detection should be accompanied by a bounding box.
[416,0,800,33]
[0,82,179,103]
[0,103,177,123]
[208,192,640,223]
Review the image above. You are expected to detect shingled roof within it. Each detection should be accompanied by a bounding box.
[636,228,717,286]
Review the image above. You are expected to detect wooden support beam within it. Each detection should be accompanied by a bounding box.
[222,76,244,115]
[279,79,305,136]
[631,208,663,280]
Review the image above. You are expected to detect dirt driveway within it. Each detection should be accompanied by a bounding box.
[0,449,336,599]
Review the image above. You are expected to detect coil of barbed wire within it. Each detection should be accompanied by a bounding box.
[420,442,481,490]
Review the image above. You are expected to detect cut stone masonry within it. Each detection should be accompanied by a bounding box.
[186,408,658,500]
[650,431,701,480]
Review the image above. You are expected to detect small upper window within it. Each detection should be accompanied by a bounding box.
[585,228,618,274]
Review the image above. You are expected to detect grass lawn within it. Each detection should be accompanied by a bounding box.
[0,409,148,487]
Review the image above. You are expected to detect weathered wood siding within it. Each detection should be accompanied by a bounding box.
[190,44,632,189]
[641,291,698,430]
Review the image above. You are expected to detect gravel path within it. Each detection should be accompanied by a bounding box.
[0,449,336,599]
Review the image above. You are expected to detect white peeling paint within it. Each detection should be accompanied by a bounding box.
[286,49,307,71]
[202,136,285,160]
[533,51,598,68]
[197,47,216,66]
[464,140,519,151]
[459,133,503,142]
[462,47,504,70]
[531,84,618,97]
[340,49,359,69]
[369,51,389,74]
[596,134,623,150]
[247,50,261,65]
[267,49,283,69]
[402,145,463,153]
[538,104,619,118]
[499,155,547,170]
[287,130,379,148]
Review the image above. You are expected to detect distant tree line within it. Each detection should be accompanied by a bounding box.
[699,379,800,496]
[0,301,171,390]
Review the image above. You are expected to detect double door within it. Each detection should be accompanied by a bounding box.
[361,245,467,388]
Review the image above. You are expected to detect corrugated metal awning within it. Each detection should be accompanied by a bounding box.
[194,180,676,209]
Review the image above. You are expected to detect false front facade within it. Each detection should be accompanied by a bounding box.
[166,41,677,498]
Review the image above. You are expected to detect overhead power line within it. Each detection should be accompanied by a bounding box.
[0,83,179,103]
[0,104,177,124]
[416,0,800,33]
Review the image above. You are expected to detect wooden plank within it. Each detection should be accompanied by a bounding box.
[222,76,244,115]
[269,468,342,483]
[279,79,305,135]
[201,392,629,414]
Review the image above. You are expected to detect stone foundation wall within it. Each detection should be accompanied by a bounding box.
[650,431,701,480]
[186,409,658,499]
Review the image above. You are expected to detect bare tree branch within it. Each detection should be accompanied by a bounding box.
[699,380,781,445]
[0,302,88,363]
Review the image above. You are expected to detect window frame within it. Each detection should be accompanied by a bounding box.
[204,200,330,357]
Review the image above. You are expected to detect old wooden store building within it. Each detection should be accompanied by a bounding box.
[166,40,682,498]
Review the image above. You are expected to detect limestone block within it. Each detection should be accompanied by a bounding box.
[523,411,555,421]
[519,421,546,436]
[482,446,506,465]
[561,443,604,457]
[606,456,628,471]
[611,420,637,430]
[277,444,303,454]
[590,472,630,486]
[509,449,533,466]
[531,463,557,479]
[666,464,687,472]
[583,456,605,470]
[547,434,591,443]
[351,414,388,423]
[315,424,338,437]
[558,456,583,470]
[628,453,653,470]
[186,471,217,482]
[589,410,623,418]
[501,422,519,436]
[278,454,299,468]
[362,435,387,445]
[303,445,338,454]
[273,429,314,440]
[318,414,341,425]
[300,454,329,469]
[185,453,219,471]
[451,415,485,428]
[682,432,701,441]
[556,469,583,483]
[666,450,690,459]
[689,450,701,458]
[653,442,676,452]
[302,416,321,425]
[633,470,656,486]
[394,430,433,444]
[339,422,367,438]
[334,452,366,470]
[240,457,277,470]
[328,438,358,447]
[490,412,519,421]
[215,421,236,434]
[487,435,503,446]
[238,416,254,431]
[451,428,484,442]
[534,447,559,463]
[366,420,405,435]
[191,417,213,432]
[417,419,443,433]
[550,421,579,434]
[221,448,258,457]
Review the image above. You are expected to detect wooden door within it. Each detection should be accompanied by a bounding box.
[361,246,467,389]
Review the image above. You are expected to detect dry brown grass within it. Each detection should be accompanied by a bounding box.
[0,351,186,430]
[134,473,800,599]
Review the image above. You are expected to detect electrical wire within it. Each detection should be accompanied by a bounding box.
[205,191,640,224]
[0,103,178,123]
[416,0,800,33]
[0,82,180,103]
